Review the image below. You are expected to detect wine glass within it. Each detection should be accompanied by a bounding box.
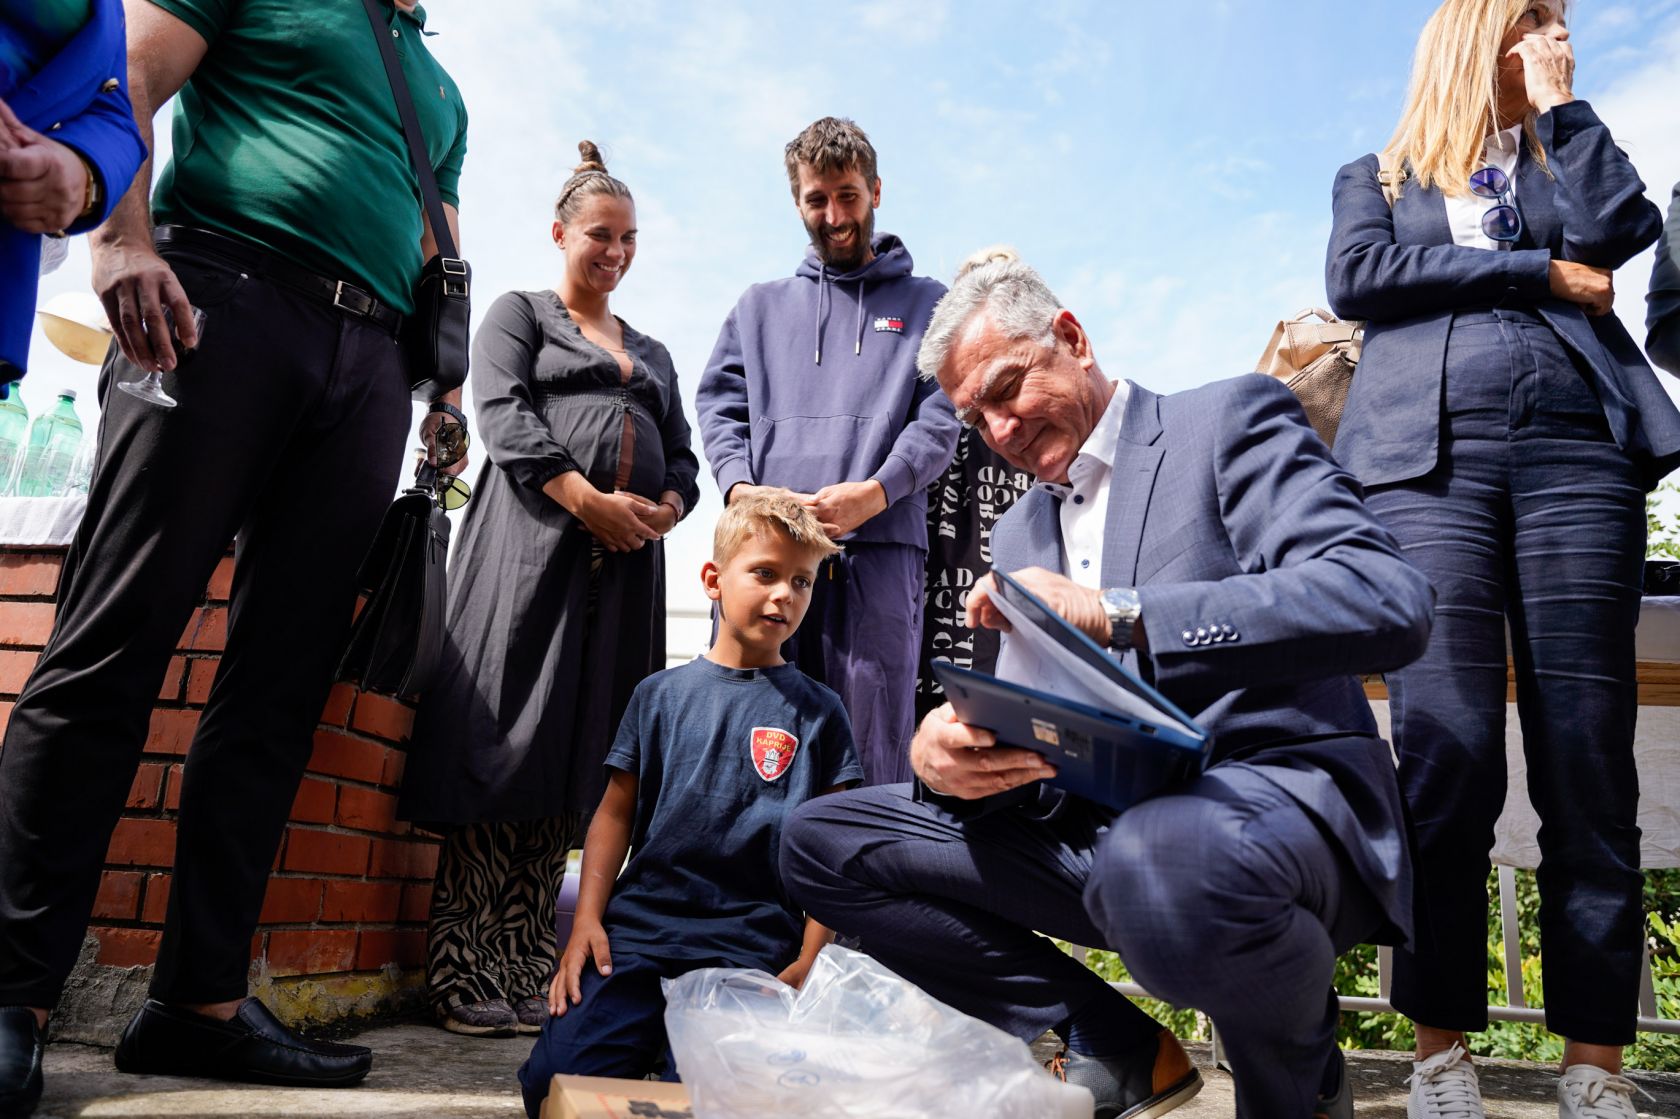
[118,306,204,409]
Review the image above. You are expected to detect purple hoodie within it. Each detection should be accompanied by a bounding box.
[697,232,960,549]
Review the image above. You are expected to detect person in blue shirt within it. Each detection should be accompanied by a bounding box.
[1,0,145,388]
[517,489,863,1117]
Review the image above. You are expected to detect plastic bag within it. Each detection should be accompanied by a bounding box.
[662,944,1093,1119]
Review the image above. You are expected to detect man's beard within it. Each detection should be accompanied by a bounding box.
[806,209,874,271]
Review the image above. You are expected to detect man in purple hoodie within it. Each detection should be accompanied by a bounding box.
[697,117,959,786]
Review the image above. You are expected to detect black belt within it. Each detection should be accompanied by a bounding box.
[152,225,402,334]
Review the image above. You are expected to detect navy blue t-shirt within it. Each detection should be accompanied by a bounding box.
[602,657,863,971]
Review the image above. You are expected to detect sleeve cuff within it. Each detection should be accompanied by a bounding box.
[870,453,917,508]
[714,458,754,503]
[1536,98,1601,148]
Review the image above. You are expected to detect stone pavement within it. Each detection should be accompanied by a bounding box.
[32,1028,1680,1117]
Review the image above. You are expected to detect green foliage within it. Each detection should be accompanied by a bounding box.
[1069,868,1680,1071]
[1648,481,1680,560]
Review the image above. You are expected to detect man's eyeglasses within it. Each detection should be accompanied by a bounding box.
[1469,166,1522,246]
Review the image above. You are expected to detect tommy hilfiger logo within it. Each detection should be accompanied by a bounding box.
[873,316,904,333]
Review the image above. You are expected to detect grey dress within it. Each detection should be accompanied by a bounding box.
[398,289,701,824]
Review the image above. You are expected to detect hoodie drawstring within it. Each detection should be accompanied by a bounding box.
[815,265,827,365]
[855,277,867,355]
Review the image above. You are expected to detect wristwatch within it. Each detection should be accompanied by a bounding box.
[72,148,102,224]
[1100,586,1143,651]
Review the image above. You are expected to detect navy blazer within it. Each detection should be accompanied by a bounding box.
[1649,182,1680,377]
[985,376,1433,941]
[1326,101,1680,490]
[2,0,146,372]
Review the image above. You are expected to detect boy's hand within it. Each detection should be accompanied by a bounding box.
[776,955,818,990]
[550,921,612,1016]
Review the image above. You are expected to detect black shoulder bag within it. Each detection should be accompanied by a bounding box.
[362,0,471,401]
[337,463,453,700]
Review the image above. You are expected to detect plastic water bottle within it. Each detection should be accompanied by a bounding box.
[0,385,28,495]
[14,390,85,497]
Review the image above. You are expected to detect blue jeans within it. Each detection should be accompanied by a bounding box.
[1367,308,1645,1044]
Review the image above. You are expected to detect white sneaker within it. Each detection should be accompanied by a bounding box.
[1557,1064,1652,1119]
[1407,1043,1486,1119]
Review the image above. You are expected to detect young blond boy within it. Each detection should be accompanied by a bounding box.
[517,490,861,1113]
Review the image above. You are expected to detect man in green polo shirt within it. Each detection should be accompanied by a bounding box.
[0,0,468,1104]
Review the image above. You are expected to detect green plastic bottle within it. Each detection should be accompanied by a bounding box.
[15,390,85,497]
[0,385,28,496]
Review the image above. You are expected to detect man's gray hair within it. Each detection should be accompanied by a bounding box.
[916,249,1063,382]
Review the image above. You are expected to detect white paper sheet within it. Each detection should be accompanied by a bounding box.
[991,586,1193,738]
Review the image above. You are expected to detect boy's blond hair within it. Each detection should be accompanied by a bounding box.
[713,488,841,566]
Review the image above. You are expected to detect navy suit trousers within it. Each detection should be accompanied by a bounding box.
[783,765,1384,1118]
[1367,308,1646,1044]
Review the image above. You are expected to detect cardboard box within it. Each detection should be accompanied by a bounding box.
[542,1074,693,1119]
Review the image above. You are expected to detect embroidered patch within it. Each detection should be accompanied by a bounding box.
[872,316,904,334]
[751,726,800,782]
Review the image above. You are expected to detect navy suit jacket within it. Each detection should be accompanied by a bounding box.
[1649,182,1680,377]
[2,0,146,372]
[984,375,1433,941]
[1326,100,1680,490]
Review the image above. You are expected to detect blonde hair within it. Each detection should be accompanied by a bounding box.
[713,488,840,567]
[954,244,1020,283]
[1382,0,1562,196]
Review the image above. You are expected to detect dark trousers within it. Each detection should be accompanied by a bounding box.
[0,239,411,1007]
[785,542,924,786]
[782,769,1383,1119]
[516,951,704,1119]
[1367,308,1645,1045]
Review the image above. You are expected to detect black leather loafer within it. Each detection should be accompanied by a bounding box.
[0,1007,44,1119]
[114,998,372,1087]
[1047,1028,1203,1119]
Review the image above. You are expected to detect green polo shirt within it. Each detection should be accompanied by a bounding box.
[147,0,467,313]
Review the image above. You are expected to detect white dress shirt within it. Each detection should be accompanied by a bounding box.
[1034,380,1129,589]
[1443,124,1522,251]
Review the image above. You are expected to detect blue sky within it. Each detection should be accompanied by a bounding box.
[24,1,1680,622]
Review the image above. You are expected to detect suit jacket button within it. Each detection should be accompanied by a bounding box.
[101,77,120,92]
[1194,627,1208,643]
[1229,631,1240,641]
[1182,630,1194,645]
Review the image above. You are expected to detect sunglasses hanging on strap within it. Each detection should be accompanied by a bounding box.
[361,0,471,401]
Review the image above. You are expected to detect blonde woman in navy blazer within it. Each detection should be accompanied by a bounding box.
[1326,3,1680,1117]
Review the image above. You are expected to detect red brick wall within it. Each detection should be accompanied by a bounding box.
[0,546,436,985]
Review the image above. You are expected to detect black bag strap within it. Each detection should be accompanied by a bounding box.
[361,0,458,261]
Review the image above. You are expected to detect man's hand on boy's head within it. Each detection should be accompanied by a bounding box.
[550,920,613,1017]
[803,480,887,539]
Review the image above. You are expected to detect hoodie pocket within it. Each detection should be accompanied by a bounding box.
[754,413,888,492]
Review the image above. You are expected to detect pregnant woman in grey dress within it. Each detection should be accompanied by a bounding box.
[398,143,701,1037]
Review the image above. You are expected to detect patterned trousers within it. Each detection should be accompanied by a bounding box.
[426,815,581,1012]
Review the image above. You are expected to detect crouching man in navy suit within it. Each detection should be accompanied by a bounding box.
[781,253,1435,1119]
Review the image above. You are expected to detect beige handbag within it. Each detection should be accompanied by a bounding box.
[1257,154,1404,447]
[1255,308,1364,446]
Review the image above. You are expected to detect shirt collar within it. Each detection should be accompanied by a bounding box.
[1486,124,1522,159]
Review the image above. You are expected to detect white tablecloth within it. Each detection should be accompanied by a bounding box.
[0,495,87,547]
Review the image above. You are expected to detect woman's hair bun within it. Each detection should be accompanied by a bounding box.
[574,140,608,175]
[955,244,1019,282]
